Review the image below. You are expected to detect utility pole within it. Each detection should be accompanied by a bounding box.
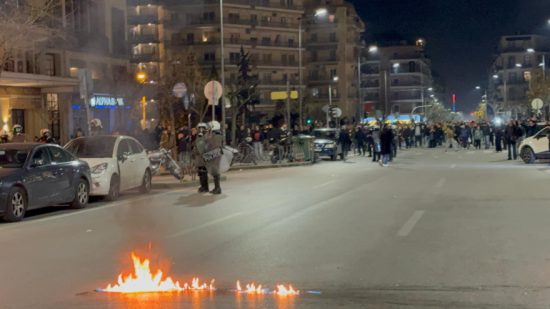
[298,19,303,127]
[286,79,291,129]
[220,0,226,143]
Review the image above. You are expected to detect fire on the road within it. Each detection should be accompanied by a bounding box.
[236,280,265,294]
[99,253,214,293]
[275,284,300,296]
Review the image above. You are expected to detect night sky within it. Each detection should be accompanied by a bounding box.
[349,0,550,111]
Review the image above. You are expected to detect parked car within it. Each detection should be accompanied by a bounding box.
[312,128,342,161]
[519,126,550,164]
[64,135,152,201]
[0,143,91,222]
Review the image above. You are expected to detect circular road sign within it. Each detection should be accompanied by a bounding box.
[172,82,187,98]
[531,98,544,110]
[204,80,223,105]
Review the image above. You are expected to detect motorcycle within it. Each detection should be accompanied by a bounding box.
[148,148,183,180]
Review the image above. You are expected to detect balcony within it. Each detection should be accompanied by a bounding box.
[226,39,298,48]
[186,18,299,30]
[255,60,299,68]
[129,33,160,44]
[309,56,338,64]
[259,79,299,86]
[127,0,161,5]
[131,53,160,63]
[128,14,159,25]
[174,0,303,10]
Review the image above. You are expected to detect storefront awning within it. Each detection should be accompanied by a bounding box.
[0,71,78,88]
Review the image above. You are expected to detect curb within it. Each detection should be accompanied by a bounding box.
[152,176,227,190]
[229,161,314,170]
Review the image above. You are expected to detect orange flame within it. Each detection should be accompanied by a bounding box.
[236,280,265,294]
[275,284,300,296]
[100,253,214,293]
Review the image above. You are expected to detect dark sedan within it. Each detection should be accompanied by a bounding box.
[0,143,91,222]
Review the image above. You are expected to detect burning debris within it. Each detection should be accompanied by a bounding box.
[97,252,305,297]
[97,253,214,293]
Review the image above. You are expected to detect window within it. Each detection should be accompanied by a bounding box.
[11,109,25,132]
[117,139,132,157]
[288,38,294,47]
[329,33,336,42]
[289,54,296,64]
[46,93,60,140]
[229,52,240,64]
[311,51,318,62]
[251,14,258,25]
[262,54,272,63]
[508,56,516,68]
[44,54,55,76]
[127,139,144,154]
[31,148,51,167]
[203,12,215,21]
[228,13,240,22]
[311,33,318,42]
[282,54,288,65]
[186,33,194,44]
[204,52,216,62]
[48,147,73,164]
[409,61,417,72]
[330,69,337,79]
[329,50,336,61]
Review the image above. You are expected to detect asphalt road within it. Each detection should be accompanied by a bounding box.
[2,147,550,308]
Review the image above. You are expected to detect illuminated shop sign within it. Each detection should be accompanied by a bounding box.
[90,95,124,107]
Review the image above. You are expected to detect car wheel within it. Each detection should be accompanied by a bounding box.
[70,179,89,209]
[3,187,27,222]
[139,169,152,194]
[105,175,120,201]
[520,147,536,164]
[331,154,337,161]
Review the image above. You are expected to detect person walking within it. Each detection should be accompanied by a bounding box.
[414,123,422,147]
[379,124,394,167]
[494,125,503,152]
[504,120,520,160]
[372,126,381,162]
[473,125,483,150]
[338,125,352,161]
[354,126,367,156]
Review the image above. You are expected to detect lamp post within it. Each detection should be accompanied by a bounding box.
[298,18,303,127]
[136,71,148,129]
[327,76,338,127]
[219,0,226,142]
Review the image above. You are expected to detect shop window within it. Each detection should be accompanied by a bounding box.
[11,109,25,132]
[47,94,60,140]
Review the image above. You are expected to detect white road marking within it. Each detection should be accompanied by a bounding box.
[434,177,446,188]
[166,212,244,239]
[397,210,425,237]
[312,180,337,189]
[450,164,457,169]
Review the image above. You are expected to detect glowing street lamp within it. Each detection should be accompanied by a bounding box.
[492,74,499,79]
[136,71,147,83]
[368,45,378,53]
[475,86,481,90]
[315,8,328,17]
[515,63,523,68]
[526,48,535,53]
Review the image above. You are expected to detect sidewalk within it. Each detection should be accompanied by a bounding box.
[152,175,227,190]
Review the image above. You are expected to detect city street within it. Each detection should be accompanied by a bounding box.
[2,148,550,308]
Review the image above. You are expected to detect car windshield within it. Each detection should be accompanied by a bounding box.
[0,148,29,168]
[65,137,117,158]
[535,127,550,139]
[313,130,337,140]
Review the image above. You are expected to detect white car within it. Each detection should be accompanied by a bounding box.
[65,135,152,200]
[519,127,550,164]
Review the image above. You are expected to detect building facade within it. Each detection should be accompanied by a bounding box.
[361,39,433,117]
[161,0,305,120]
[304,0,365,123]
[0,0,131,143]
[488,35,550,118]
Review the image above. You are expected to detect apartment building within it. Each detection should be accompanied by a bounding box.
[488,34,550,118]
[304,0,365,122]
[164,0,305,118]
[361,39,433,117]
[0,0,130,143]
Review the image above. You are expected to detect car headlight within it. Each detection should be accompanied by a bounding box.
[324,143,336,149]
[91,163,108,176]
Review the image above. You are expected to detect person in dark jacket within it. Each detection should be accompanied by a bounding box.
[494,125,503,152]
[379,124,394,167]
[354,126,367,156]
[504,120,521,160]
[338,126,352,161]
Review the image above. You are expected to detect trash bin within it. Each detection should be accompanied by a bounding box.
[294,135,315,162]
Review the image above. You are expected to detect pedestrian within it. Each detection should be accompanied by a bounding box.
[473,125,482,150]
[354,126,367,156]
[338,125,352,161]
[504,120,520,160]
[494,125,503,152]
[481,122,491,149]
[379,124,394,167]
[252,125,264,160]
[372,126,381,162]
[414,123,422,147]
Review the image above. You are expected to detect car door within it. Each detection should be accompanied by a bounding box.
[24,147,58,208]
[116,139,135,191]
[127,138,149,187]
[533,128,550,158]
[46,146,74,203]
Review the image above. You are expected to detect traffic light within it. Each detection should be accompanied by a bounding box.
[330,107,340,118]
[306,117,313,125]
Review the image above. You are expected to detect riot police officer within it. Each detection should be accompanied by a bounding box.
[194,123,210,193]
[38,129,57,144]
[12,124,25,143]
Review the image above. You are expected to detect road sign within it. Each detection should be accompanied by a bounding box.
[204,80,223,105]
[172,82,187,98]
[270,91,299,100]
[531,98,544,110]
[332,107,342,118]
[322,104,330,113]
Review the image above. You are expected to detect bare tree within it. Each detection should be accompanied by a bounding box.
[0,0,64,76]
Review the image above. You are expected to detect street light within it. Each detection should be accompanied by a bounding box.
[493,74,499,79]
[427,87,433,92]
[327,76,338,127]
[368,45,378,53]
[527,48,535,53]
[516,63,523,68]
[475,86,481,90]
[315,8,328,17]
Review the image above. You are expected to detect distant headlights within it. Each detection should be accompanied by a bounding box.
[91,163,108,176]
